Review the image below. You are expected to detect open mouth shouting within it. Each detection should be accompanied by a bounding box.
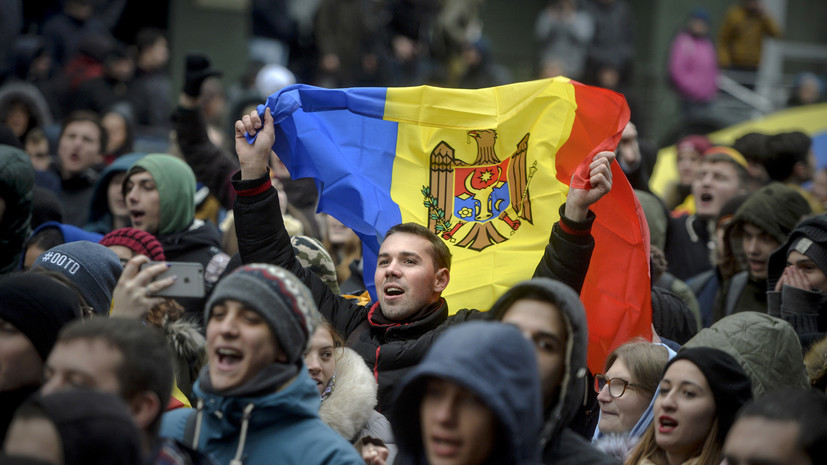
[382,283,405,301]
[215,346,243,372]
[658,415,678,434]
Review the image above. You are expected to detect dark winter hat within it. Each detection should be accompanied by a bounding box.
[716,193,750,229]
[205,264,320,364]
[0,273,82,360]
[24,389,143,465]
[99,227,166,262]
[688,7,711,24]
[666,347,753,442]
[32,241,122,316]
[789,236,827,275]
[731,182,811,244]
[291,235,340,294]
[768,214,827,291]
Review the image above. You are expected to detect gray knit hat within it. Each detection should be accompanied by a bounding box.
[291,235,340,294]
[205,264,320,364]
[32,241,123,315]
[731,182,811,244]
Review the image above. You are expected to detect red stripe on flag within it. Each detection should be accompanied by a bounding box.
[555,81,652,374]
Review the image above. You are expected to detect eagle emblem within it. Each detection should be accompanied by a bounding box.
[422,129,536,251]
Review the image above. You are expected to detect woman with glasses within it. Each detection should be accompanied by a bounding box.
[592,341,672,460]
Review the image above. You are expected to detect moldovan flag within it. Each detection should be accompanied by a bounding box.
[254,77,651,373]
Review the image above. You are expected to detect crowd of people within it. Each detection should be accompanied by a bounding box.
[1,0,827,465]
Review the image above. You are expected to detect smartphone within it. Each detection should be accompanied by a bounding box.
[140,261,205,299]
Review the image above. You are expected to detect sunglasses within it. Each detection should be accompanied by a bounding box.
[594,374,638,398]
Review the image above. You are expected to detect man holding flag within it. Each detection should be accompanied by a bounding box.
[233,86,620,422]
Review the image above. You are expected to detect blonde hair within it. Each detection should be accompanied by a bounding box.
[604,341,669,399]
[625,418,721,465]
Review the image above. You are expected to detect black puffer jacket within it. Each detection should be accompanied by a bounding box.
[160,219,230,317]
[232,172,595,420]
[767,214,827,347]
[0,144,34,274]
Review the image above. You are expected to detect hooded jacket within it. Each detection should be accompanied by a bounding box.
[160,368,364,465]
[0,145,34,274]
[19,221,104,270]
[129,154,196,236]
[488,278,618,465]
[767,214,827,345]
[231,172,595,419]
[319,347,396,463]
[127,154,230,315]
[392,321,543,465]
[713,183,811,321]
[683,312,810,397]
[0,82,54,137]
[85,152,145,234]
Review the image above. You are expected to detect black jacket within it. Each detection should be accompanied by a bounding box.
[232,171,595,418]
[160,219,230,317]
[174,106,238,211]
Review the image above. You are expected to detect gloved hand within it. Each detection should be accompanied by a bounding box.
[183,52,222,97]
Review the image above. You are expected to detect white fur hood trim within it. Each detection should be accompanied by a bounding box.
[318,347,378,441]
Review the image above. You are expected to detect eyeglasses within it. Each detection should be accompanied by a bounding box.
[594,374,637,398]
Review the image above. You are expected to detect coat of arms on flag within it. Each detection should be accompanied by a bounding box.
[423,129,535,251]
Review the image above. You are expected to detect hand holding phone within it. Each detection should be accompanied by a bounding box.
[140,261,205,299]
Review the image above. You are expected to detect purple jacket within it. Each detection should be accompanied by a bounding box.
[668,31,718,102]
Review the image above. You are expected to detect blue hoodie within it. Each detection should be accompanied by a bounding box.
[391,321,543,465]
[19,221,104,270]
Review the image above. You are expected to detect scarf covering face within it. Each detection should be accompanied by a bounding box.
[129,154,196,235]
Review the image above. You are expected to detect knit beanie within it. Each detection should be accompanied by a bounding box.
[99,227,166,261]
[126,154,195,235]
[731,182,811,244]
[24,389,143,465]
[0,273,82,360]
[291,235,340,294]
[205,264,320,364]
[768,215,827,291]
[32,241,122,316]
[677,134,712,156]
[789,236,827,275]
[665,347,753,442]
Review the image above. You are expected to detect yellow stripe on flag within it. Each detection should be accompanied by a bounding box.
[383,78,580,312]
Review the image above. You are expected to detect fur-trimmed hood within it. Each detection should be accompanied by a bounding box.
[804,334,827,392]
[161,317,205,399]
[319,347,378,439]
[593,433,640,463]
[319,347,397,463]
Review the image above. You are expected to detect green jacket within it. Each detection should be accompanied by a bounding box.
[684,311,809,397]
[0,145,34,274]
